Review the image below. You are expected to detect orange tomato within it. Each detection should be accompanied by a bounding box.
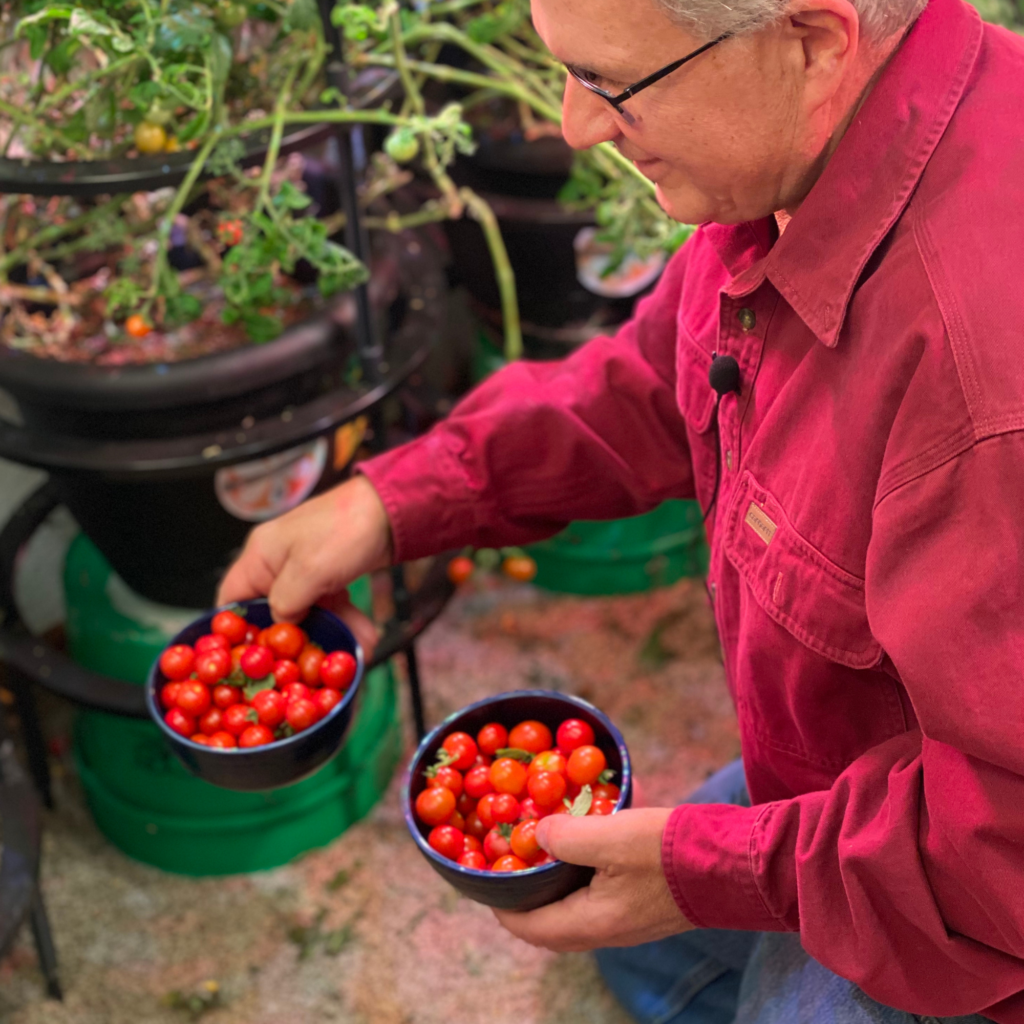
[502,555,537,582]
[125,314,151,338]
[508,720,553,754]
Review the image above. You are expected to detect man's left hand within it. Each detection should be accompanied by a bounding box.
[493,807,694,952]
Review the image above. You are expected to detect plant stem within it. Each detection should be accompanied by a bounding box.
[256,64,298,211]
[0,98,93,159]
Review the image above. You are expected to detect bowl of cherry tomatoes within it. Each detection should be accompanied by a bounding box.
[145,599,363,791]
[403,690,631,912]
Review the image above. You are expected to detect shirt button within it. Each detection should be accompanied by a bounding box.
[737,308,756,331]
[725,449,733,471]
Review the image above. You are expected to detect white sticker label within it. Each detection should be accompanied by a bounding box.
[215,437,328,523]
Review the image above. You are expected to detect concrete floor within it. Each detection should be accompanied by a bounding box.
[0,493,739,1024]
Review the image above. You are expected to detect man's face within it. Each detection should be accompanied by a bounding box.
[531,0,819,224]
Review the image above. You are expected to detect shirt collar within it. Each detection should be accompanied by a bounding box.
[707,0,983,347]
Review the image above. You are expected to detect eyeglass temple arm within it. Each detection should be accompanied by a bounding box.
[613,33,730,103]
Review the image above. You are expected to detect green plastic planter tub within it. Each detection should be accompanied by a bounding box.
[473,331,708,595]
[65,534,401,876]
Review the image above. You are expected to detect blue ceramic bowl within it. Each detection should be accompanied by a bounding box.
[145,599,364,792]
[404,690,632,912]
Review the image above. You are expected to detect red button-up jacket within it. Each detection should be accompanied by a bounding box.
[361,0,1024,1015]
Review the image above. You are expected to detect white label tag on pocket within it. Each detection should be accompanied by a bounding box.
[744,502,777,546]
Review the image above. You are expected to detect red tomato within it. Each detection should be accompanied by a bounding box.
[216,218,244,247]
[476,793,499,831]
[257,628,273,647]
[160,682,183,709]
[449,810,466,832]
[529,750,567,777]
[313,688,342,718]
[463,764,494,800]
[446,555,474,585]
[566,745,607,787]
[491,793,520,824]
[518,797,546,821]
[159,645,194,681]
[212,684,242,710]
[198,707,223,735]
[191,733,210,745]
[230,645,247,670]
[476,722,508,757]
[457,792,477,817]
[208,731,237,749]
[194,648,231,685]
[251,689,285,728]
[483,827,512,863]
[164,707,195,737]
[281,682,312,705]
[528,770,567,808]
[298,644,325,687]
[211,610,248,645]
[463,834,483,854]
[222,703,258,737]
[592,782,621,803]
[508,720,553,755]
[428,825,466,861]
[489,757,527,797]
[286,698,319,732]
[510,819,541,861]
[491,854,527,872]
[471,754,492,771]
[263,622,306,661]
[244,625,259,644]
[533,852,556,866]
[442,732,478,772]
[239,724,274,748]
[273,659,300,687]
[320,650,357,690]
[176,681,211,717]
[240,645,274,680]
[428,766,464,798]
[556,718,595,756]
[465,811,486,840]
[415,786,456,827]
[458,850,488,870]
[195,633,231,655]
[590,797,615,816]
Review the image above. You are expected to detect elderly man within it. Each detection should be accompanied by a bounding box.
[219,0,1024,1015]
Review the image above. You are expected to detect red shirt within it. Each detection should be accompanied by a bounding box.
[361,0,1024,1016]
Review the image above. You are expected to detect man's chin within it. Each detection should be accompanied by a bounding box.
[654,184,713,227]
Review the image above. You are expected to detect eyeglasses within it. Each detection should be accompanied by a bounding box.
[565,34,730,126]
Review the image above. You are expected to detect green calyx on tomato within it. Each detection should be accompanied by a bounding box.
[384,127,419,164]
[597,768,616,784]
[241,674,276,702]
[493,747,534,763]
[426,747,459,774]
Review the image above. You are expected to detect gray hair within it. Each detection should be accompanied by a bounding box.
[657,0,926,41]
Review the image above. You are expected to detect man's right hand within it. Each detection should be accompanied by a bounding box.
[217,475,393,656]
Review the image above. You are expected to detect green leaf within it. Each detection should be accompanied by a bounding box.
[284,0,319,31]
[164,292,203,328]
[154,9,215,55]
[597,768,616,785]
[45,36,80,75]
[494,748,534,763]
[177,108,210,144]
[569,784,593,817]
[274,721,294,740]
[274,180,312,211]
[242,675,275,702]
[207,30,234,93]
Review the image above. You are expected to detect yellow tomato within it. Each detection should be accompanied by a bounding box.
[134,121,167,155]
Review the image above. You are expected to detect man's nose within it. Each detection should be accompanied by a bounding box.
[560,77,621,150]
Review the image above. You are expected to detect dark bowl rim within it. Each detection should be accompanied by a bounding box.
[402,689,632,880]
[144,598,364,755]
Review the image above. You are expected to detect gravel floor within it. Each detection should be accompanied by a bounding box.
[1,574,739,1024]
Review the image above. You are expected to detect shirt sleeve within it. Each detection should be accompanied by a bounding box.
[662,430,1024,1020]
[358,251,697,563]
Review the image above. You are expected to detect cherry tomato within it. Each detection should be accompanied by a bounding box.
[384,126,420,163]
[491,854,528,873]
[211,610,248,645]
[282,682,312,705]
[176,681,211,717]
[125,313,151,339]
[428,825,465,861]
[483,827,512,863]
[239,724,274,748]
[510,819,541,861]
[213,0,247,30]
[164,707,195,738]
[230,645,247,670]
[216,217,244,247]
[251,689,286,728]
[212,684,242,710]
[195,634,230,657]
[458,850,488,870]
[556,718,595,756]
[222,703,258,737]
[476,793,499,831]
[263,622,306,661]
[465,811,487,840]
[208,731,237,749]
[442,732,478,772]
[592,782,621,803]
[160,682,183,709]
[567,745,607,787]
[134,121,167,154]
[529,750,567,777]
[449,810,466,831]
[457,792,477,817]
[518,797,546,821]
[286,698,319,732]
[528,770,567,808]
[491,793,520,824]
[298,644,325,686]
[198,707,223,735]
[463,764,494,800]
[489,757,527,797]
[508,720,552,755]
[159,645,194,681]
[273,659,300,687]
[428,766,464,798]
[194,648,231,685]
[476,722,507,757]
[240,645,274,680]
[244,625,259,645]
[463,835,483,854]
[533,852,556,866]
[257,628,274,647]
[191,733,210,745]
[313,688,342,718]
[471,754,492,771]
[590,797,615,816]
[415,786,456,827]
[320,650,357,691]
[502,555,537,582]
[446,555,474,585]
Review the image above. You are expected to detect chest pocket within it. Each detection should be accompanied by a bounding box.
[676,336,716,434]
[721,470,883,671]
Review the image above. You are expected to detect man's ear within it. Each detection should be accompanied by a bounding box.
[785,0,860,105]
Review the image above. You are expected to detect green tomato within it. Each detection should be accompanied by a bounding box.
[214,0,248,29]
[384,127,419,164]
[145,100,175,127]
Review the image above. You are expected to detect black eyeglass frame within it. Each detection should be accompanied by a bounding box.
[565,33,730,125]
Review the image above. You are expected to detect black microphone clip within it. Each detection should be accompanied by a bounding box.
[708,353,741,397]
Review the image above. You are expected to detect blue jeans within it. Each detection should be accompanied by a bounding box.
[595,761,989,1024]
